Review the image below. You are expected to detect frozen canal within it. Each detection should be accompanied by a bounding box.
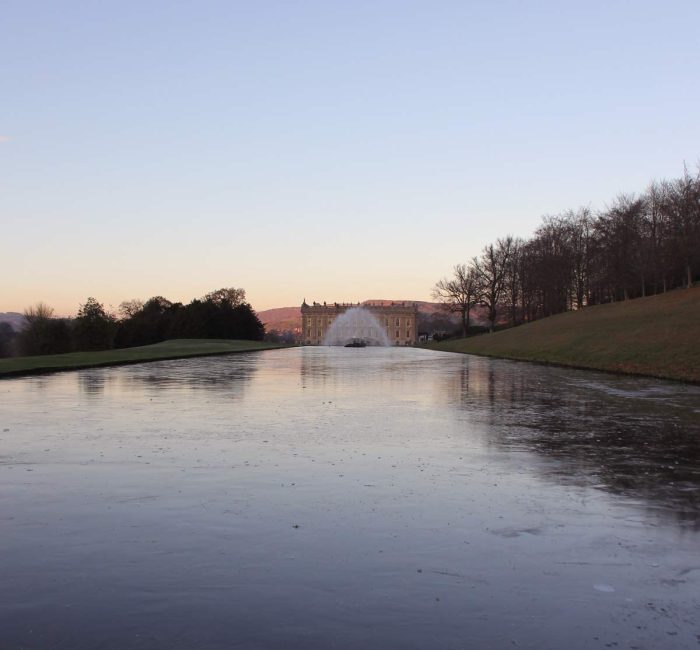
[1,347,699,649]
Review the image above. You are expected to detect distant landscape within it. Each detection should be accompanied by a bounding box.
[2,165,697,383]
[257,300,469,339]
[1,300,468,341]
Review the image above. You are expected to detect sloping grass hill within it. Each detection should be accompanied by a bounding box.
[0,339,288,379]
[427,286,700,383]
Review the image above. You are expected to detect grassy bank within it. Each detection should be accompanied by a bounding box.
[0,339,289,379]
[425,286,700,383]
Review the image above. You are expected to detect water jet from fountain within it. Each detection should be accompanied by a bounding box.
[322,307,390,347]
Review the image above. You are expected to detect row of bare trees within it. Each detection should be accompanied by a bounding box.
[434,166,700,336]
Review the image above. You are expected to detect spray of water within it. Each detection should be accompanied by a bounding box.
[322,307,390,346]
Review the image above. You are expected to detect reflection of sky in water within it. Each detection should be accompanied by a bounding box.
[1,348,699,649]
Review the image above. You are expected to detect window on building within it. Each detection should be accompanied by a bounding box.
[395,318,400,326]
[395,329,399,338]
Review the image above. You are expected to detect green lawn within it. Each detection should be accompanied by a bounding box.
[0,339,290,378]
[425,286,700,383]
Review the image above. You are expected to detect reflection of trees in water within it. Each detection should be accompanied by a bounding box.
[447,357,700,530]
[80,357,259,399]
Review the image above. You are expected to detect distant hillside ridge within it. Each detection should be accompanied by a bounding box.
[426,286,700,383]
[256,307,302,333]
[0,312,25,331]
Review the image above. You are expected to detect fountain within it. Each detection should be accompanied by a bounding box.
[322,307,390,347]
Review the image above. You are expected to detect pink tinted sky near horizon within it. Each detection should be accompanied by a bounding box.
[2,1,699,315]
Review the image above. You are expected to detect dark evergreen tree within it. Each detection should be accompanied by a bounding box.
[73,298,116,351]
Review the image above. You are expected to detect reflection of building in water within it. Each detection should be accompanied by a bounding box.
[301,300,419,346]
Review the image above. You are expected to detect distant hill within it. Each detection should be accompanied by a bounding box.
[0,312,25,331]
[427,286,700,383]
[256,307,303,334]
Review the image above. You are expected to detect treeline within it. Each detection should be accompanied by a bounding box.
[5,288,264,358]
[434,166,700,336]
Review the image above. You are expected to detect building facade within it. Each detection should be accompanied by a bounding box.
[301,300,419,346]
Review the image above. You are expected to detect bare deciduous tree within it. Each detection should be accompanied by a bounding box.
[502,238,525,326]
[24,302,54,322]
[118,299,144,319]
[664,167,700,289]
[567,208,594,309]
[19,302,71,356]
[474,236,514,332]
[432,264,480,337]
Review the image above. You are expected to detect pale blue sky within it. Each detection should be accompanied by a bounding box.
[2,1,699,314]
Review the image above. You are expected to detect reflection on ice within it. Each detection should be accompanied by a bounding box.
[1,347,699,649]
[441,356,700,529]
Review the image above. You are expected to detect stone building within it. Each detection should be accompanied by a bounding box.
[301,300,419,346]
